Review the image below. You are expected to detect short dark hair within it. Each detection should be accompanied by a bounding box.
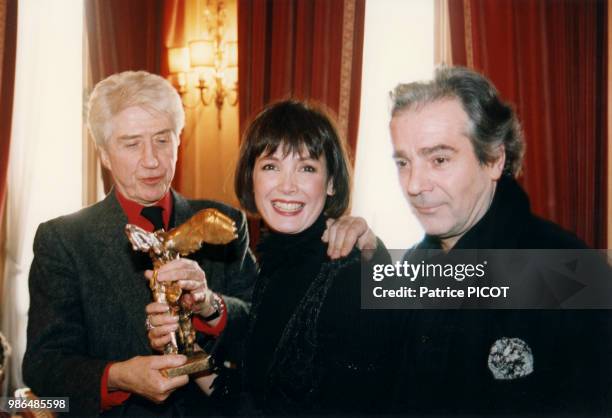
[390,66,525,177]
[235,100,351,218]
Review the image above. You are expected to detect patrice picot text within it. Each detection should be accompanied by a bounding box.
[370,260,509,300]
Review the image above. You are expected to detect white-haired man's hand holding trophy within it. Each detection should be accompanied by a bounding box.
[125,208,237,377]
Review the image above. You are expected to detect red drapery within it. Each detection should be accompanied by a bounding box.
[159,0,189,193]
[85,0,164,193]
[238,0,366,247]
[449,0,608,248]
[238,0,365,155]
[0,0,17,238]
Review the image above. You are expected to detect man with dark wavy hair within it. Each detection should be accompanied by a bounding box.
[388,66,610,415]
[389,66,561,251]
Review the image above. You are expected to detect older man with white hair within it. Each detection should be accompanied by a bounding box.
[22,71,257,416]
[22,71,375,417]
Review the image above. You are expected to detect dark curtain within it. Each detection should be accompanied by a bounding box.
[0,0,17,242]
[85,0,165,193]
[0,0,17,299]
[238,0,366,248]
[449,0,608,249]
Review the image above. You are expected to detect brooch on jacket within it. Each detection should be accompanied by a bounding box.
[488,337,534,380]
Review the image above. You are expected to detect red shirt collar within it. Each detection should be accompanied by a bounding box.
[115,189,173,232]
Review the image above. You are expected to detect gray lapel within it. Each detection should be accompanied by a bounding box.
[90,190,196,353]
[172,189,195,227]
[95,192,153,352]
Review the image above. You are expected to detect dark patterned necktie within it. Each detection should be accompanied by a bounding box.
[140,206,164,231]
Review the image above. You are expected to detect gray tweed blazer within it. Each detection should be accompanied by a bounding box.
[22,190,256,416]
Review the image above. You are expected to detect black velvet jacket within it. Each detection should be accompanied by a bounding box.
[417,175,589,250]
[243,215,399,416]
[394,176,612,416]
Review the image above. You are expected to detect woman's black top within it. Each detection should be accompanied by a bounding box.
[243,214,398,415]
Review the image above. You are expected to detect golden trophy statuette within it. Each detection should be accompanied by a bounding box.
[125,208,237,377]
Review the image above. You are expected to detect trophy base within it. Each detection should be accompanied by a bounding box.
[161,351,212,378]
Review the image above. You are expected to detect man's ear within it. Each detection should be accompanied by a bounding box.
[489,144,506,180]
[327,178,335,196]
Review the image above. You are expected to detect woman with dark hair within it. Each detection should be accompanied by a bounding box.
[232,100,396,415]
[146,100,396,415]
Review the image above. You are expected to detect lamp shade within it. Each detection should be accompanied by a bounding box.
[189,40,215,67]
[168,47,189,74]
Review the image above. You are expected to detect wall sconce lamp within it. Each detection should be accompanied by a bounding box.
[167,0,238,129]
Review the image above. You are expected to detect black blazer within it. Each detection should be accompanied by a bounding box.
[394,177,612,415]
[23,190,257,416]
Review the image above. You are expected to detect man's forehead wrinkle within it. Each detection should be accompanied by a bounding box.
[117,129,171,139]
[419,144,458,156]
[409,105,470,143]
[111,121,173,142]
[117,134,142,140]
